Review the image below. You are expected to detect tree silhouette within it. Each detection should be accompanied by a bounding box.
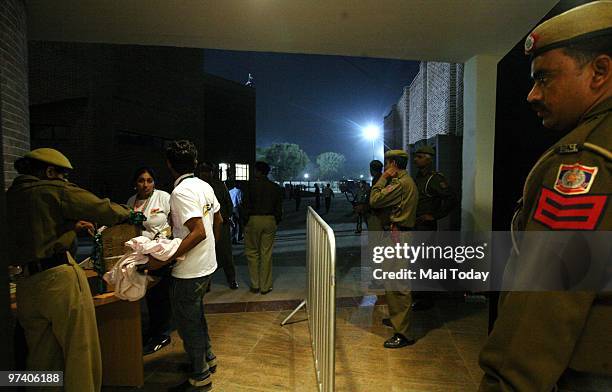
[262,143,310,182]
[316,152,346,179]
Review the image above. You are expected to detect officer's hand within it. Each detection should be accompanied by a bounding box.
[383,166,399,179]
[145,256,169,271]
[74,221,95,236]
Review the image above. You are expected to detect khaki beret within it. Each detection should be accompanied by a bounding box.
[21,148,74,170]
[416,145,435,155]
[384,149,409,159]
[525,1,612,56]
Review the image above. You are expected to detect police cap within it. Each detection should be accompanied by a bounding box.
[384,150,409,160]
[525,1,612,57]
[22,148,74,170]
[416,145,435,156]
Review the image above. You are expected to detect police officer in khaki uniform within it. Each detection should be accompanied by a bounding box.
[7,148,130,391]
[412,145,457,311]
[413,145,457,231]
[479,2,612,390]
[370,150,419,348]
[243,161,283,294]
[367,159,390,232]
[198,162,239,289]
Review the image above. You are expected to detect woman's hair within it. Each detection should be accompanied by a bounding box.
[132,167,157,185]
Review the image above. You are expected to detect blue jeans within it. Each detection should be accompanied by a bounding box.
[170,275,214,380]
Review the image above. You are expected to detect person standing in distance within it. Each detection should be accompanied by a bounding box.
[370,150,419,348]
[323,183,335,214]
[411,145,457,311]
[147,140,223,392]
[228,182,244,244]
[243,161,283,295]
[367,159,390,232]
[7,148,130,391]
[479,2,612,390]
[412,145,456,232]
[198,162,239,289]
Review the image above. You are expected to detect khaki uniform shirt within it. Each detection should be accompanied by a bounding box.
[479,97,612,391]
[6,175,130,266]
[415,168,456,219]
[369,170,418,228]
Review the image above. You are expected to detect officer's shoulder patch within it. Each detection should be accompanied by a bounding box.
[533,187,607,230]
[553,163,598,195]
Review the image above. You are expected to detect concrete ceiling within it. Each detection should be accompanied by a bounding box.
[26,0,558,63]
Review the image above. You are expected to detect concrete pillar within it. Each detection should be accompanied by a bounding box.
[1,0,30,188]
[461,55,499,231]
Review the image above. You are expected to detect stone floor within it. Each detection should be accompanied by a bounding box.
[99,198,489,391]
[104,297,487,391]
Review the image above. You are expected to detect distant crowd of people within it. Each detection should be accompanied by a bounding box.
[285,182,335,214]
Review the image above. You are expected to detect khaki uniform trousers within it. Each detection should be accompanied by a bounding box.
[17,254,102,392]
[382,227,412,337]
[244,215,277,291]
[385,291,412,336]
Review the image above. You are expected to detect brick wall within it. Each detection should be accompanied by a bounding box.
[28,42,207,200]
[408,63,427,145]
[455,64,464,136]
[28,42,256,201]
[383,104,403,151]
[398,61,464,148]
[202,73,256,166]
[426,62,452,139]
[1,0,29,188]
[397,87,409,150]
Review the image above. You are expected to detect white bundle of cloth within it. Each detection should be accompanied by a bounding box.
[103,236,183,301]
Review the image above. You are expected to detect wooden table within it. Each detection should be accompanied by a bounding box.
[93,292,144,387]
[85,269,144,387]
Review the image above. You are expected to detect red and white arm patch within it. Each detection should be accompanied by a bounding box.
[533,188,608,230]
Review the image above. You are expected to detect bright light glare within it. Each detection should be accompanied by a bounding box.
[304,173,309,179]
[362,124,380,140]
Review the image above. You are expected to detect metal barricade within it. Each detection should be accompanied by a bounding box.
[281,207,336,392]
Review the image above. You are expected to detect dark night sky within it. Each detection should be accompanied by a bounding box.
[203,49,419,175]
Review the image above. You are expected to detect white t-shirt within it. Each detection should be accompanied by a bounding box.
[127,190,172,239]
[170,173,220,279]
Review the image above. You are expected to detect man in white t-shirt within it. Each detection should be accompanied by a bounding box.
[147,140,222,392]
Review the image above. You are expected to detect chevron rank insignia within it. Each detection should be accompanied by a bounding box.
[533,188,607,230]
[553,163,598,195]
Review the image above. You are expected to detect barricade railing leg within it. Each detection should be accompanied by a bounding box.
[280,299,307,326]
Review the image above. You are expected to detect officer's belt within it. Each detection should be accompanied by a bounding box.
[22,253,70,278]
